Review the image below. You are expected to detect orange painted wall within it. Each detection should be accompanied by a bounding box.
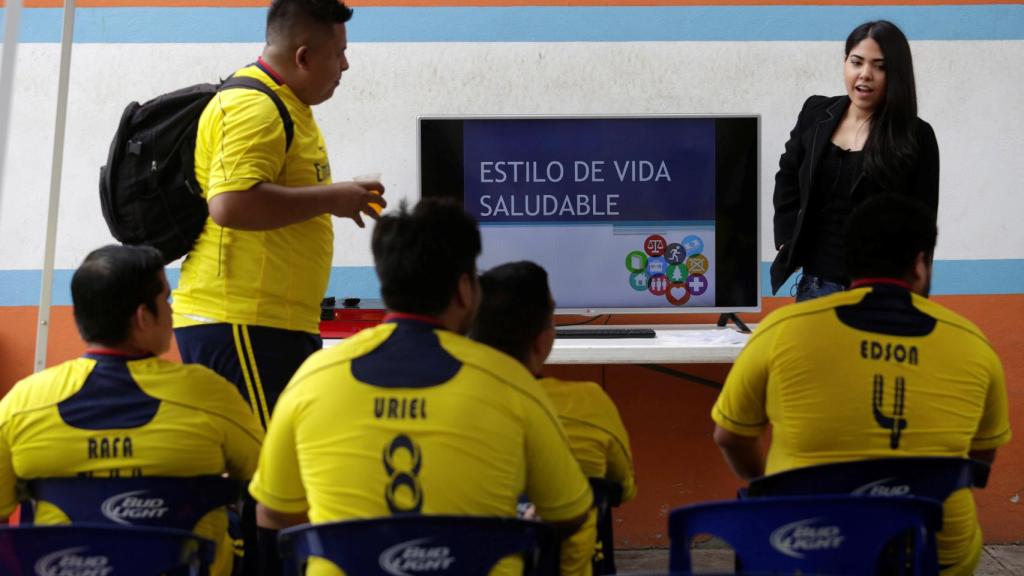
[1,294,1021,545]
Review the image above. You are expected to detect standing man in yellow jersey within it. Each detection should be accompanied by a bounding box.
[0,245,264,576]
[173,0,385,430]
[472,261,637,575]
[712,195,1011,576]
[249,200,594,576]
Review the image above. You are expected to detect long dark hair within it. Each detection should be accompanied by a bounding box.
[846,20,919,187]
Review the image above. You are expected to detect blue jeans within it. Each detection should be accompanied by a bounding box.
[794,274,847,302]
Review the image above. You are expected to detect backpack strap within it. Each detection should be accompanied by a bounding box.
[218,76,295,152]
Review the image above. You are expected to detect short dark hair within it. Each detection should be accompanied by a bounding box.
[471,261,554,365]
[71,245,166,346]
[372,199,481,316]
[267,0,353,44]
[845,195,937,280]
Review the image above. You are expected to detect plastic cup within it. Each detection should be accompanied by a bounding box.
[353,172,384,214]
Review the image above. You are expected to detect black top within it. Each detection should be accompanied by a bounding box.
[769,95,940,294]
[801,143,864,282]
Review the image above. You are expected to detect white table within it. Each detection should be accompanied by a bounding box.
[325,324,751,365]
[547,324,751,365]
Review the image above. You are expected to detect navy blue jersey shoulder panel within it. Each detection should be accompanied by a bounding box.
[57,355,161,430]
[351,320,462,389]
[834,285,937,337]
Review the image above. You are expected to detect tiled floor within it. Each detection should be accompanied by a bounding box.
[615,545,1024,574]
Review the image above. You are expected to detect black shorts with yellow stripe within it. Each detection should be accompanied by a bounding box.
[174,323,321,429]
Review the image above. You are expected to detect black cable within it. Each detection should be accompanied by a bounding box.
[639,364,723,390]
[556,314,609,327]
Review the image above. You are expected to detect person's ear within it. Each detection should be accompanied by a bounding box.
[531,324,556,367]
[295,45,310,71]
[910,251,931,294]
[452,273,469,308]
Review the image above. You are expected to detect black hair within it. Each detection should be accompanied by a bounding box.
[846,20,919,188]
[845,194,937,280]
[267,0,353,44]
[371,199,481,316]
[471,261,554,365]
[71,244,166,346]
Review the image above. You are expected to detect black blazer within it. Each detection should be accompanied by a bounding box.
[770,95,939,294]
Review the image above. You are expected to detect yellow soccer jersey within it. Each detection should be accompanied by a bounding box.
[712,284,1011,575]
[250,318,594,576]
[173,61,333,333]
[0,352,265,576]
[538,378,636,503]
[538,378,635,575]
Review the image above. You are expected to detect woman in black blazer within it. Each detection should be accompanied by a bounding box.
[771,20,939,300]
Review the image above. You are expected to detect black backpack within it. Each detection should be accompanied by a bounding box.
[99,76,294,263]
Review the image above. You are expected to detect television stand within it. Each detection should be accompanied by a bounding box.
[717,313,751,334]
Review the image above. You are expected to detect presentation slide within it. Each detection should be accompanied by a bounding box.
[463,118,718,309]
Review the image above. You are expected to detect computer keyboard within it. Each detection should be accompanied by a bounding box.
[555,327,657,339]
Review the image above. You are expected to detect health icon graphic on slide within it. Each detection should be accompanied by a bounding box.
[666,283,691,306]
[629,272,649,291]
[647,256,667,277]
[625,251,647,273]
[644,234,667,257]
[667,263,688,284]
[665,243,685,264]
[682,234,704,256]
[687,274,709,296]
[686,254,709,276]
[624,233,710,306]
[648,274,669,296]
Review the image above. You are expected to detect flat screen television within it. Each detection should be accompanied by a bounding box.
[419,116,760,316]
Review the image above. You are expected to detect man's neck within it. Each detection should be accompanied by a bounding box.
[85,341,151,357]
[849,277,913,291]
[260,47,293,84]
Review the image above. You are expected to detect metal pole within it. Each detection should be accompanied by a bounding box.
[34,0,76,372]
[0,0,25,221]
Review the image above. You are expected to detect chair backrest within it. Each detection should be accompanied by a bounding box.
[278,515,552,576]
[744,457,989,500]
[0,524,214,576]
[668,495,943,575]
[24,475,240,531]
[589,478,623,575]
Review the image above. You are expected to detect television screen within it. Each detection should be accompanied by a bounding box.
[420,116,760,314]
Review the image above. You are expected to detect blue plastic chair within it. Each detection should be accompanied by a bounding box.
[668,495,943,575]
[23,475,240,531]
[0,524,213,575]
[744,457,988,500]
[278,515,555,576]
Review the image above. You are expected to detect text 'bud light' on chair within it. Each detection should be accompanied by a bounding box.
[278,515,555,576]
[0,524,214,576]
[743,457,989,500]
[21,475,240,531]
[668,495,943,575]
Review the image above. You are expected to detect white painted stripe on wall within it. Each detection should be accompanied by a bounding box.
[0,41,1022,273]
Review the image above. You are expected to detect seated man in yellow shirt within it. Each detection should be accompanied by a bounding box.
[0,245,264,576]
[712,195,1011,576]
[249,200,594,575]
[471,261,637,575]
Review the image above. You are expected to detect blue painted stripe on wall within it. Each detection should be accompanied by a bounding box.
[1,259,1020,307]
[2,6,1024,43]
[763,259,1024,298]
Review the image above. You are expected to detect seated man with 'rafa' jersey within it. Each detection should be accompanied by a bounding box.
[249,199,594,575]
[0,245,264,576]
[712,195,1011,576]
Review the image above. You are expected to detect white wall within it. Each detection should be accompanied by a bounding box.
[1,39,1022,271]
